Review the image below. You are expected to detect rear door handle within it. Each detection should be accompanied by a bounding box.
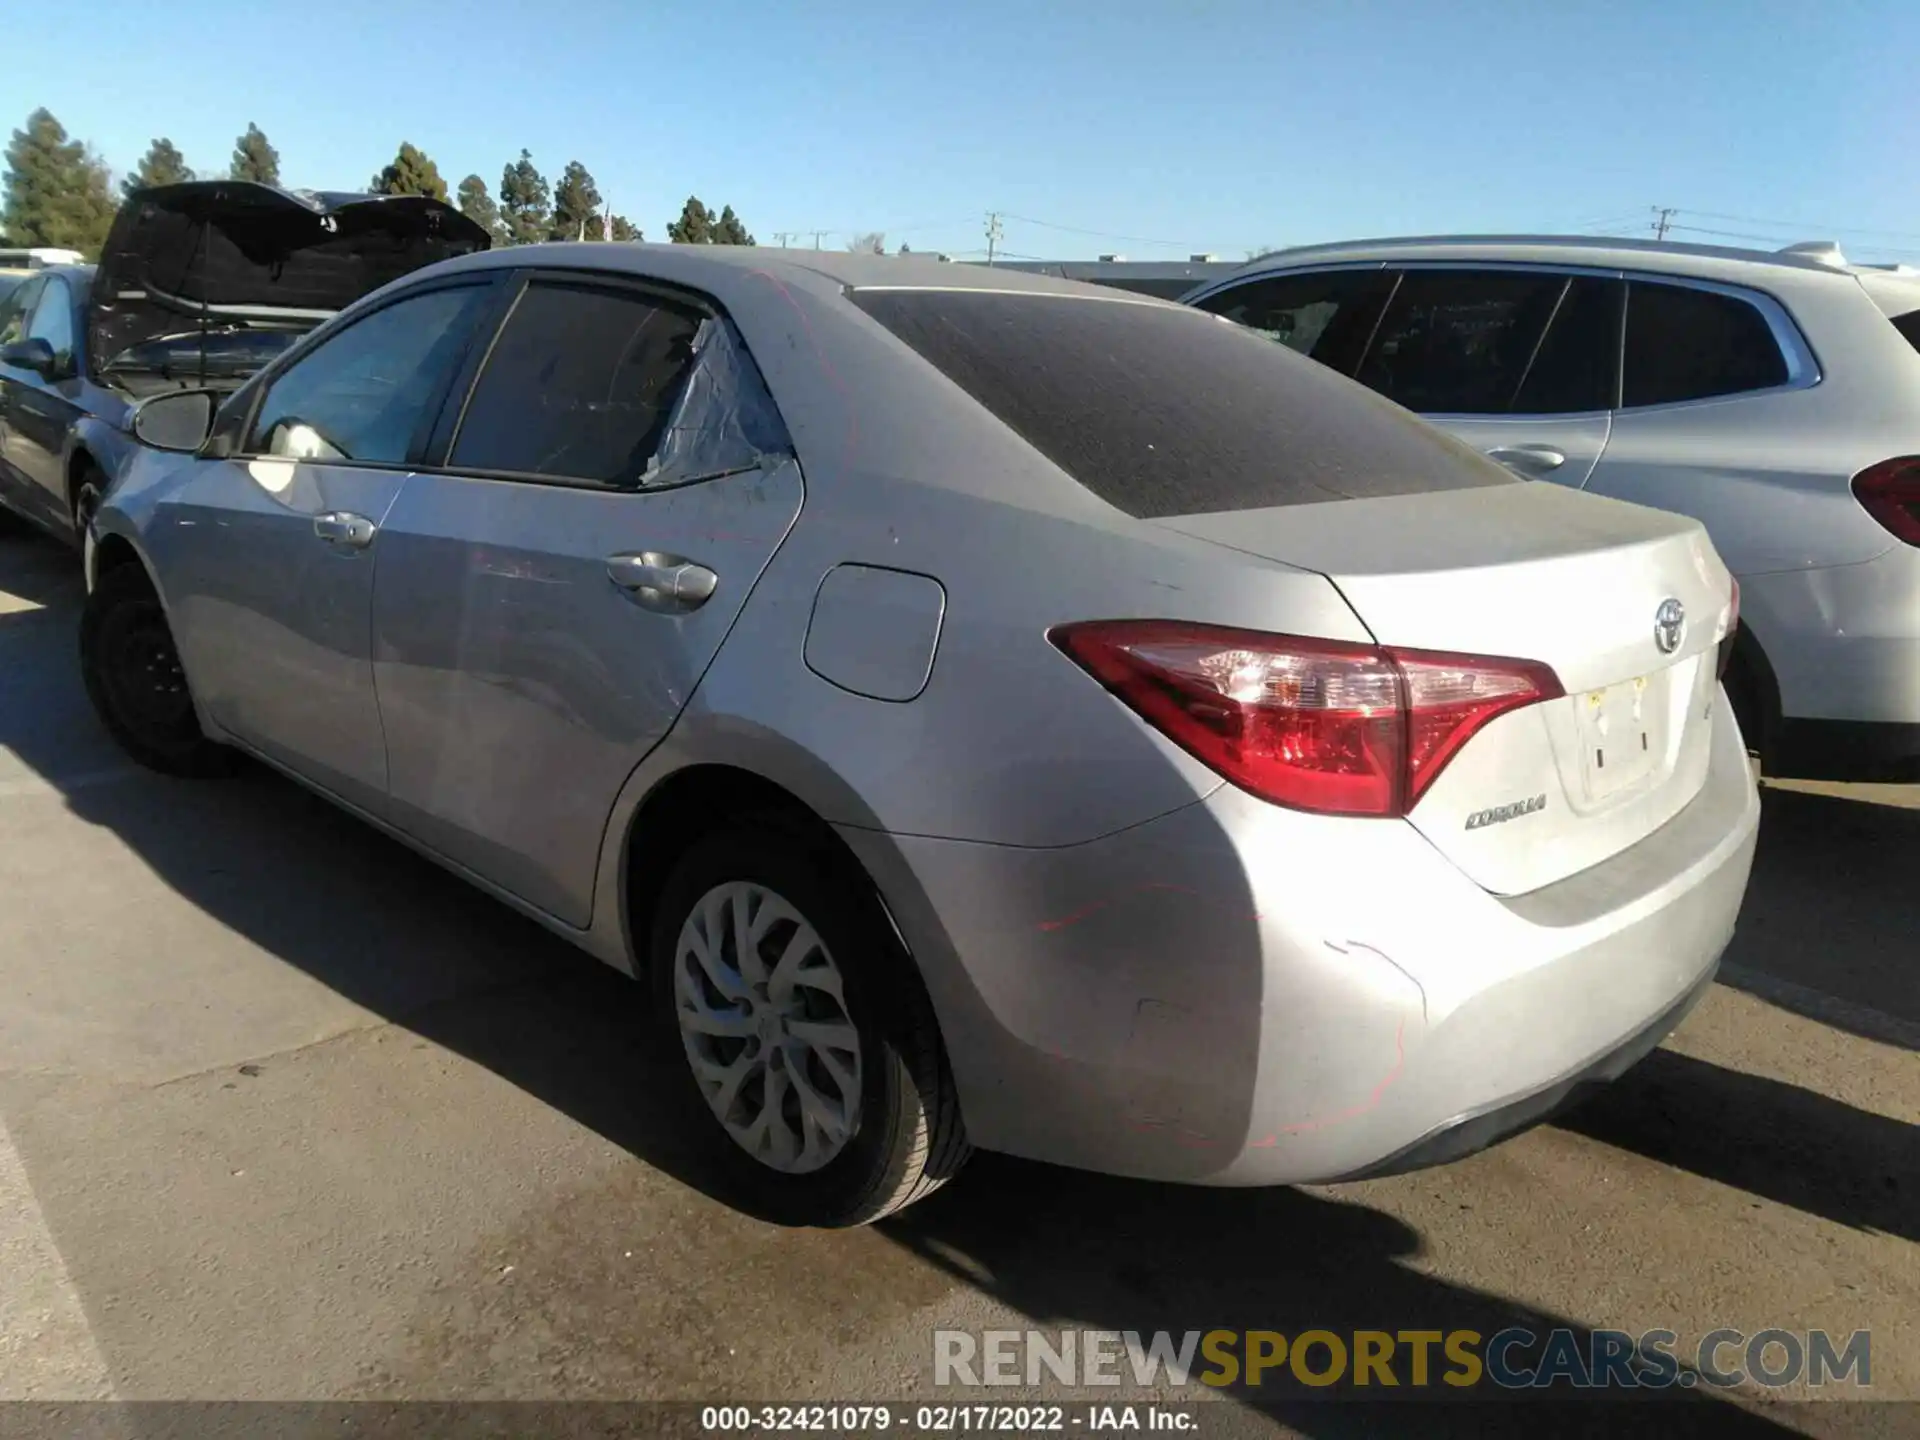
[606,552,718,613]
[1485,445,1567,476]
[314,511,377,550]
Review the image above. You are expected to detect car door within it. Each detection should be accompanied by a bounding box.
[0,276,57,528]
[153,277,500,815]
[1349,267,1621,487]
[370,270,804,927]
[5,275,94,532]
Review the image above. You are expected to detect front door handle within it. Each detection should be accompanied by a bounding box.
[1485,445,1567,476]
[606,552,718,613]
[314,510,377,550]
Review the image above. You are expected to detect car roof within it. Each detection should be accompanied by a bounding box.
[427,240,1173,303]
[1214,233,1887,292]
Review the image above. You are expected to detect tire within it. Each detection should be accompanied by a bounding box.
[649,816,970,1227]
[80,562,232,778]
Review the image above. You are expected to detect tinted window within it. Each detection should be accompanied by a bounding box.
[1889,309,1920,355]
[851,289,1514,519]
[0,277,42,348]
[26,278,74,368]
[247,285,487,464]
[449,282,703,485]
[1192,269,1394,375]
[1622,282,1789,407]
[1355,270,1567,414]
[1512,276,1621,413]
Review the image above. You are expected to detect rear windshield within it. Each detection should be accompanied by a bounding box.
[849,289,1514,518]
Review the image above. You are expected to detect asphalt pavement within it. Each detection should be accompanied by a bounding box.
[0,526,1914,1438]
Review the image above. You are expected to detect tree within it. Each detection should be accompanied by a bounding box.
[455,175,507,244]
[666,195,714,244]
[498,149,549,245]
[608,214,640,243]
[713,205,755,246]
[898,241,911,255]
[549,160,602,242]
[369,142,447,201]
[847,231,886,255]
[3,109,116,256]
[124,137,193,199]
[229,123,280,185]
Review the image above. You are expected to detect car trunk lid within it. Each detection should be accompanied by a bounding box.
[1157,483,1737,895]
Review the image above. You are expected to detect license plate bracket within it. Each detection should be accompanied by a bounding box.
[1578,673,1659,801]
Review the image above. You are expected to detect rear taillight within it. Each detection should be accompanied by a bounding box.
[1050,621,1563,818]
[1853,457,1920,545]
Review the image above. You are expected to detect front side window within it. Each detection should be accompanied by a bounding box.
[1191,269,1395,375]
[1622,281,1790,407]
[26,278,74,370]
[1354,270,1569,414]
[245,285,488,464]
[0,277,43,348]
[448,281,705,485]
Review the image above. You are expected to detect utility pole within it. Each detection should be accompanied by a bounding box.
[1652,206,1676,241]
[810,230,827,250]
[773,231,795,248]
[985,211,1003,265]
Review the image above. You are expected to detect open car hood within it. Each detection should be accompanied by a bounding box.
[89,181,489,384]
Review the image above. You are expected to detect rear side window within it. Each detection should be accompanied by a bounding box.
[1890,310,1920,355]
[1354,269,1569,414]
[1512,276,1621,413]
[1191,269,1394,375]
[850,289,1514,519]
[1622,281,1789,407]
[450,281,703,485]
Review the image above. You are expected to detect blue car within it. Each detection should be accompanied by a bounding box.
[0,182,487,551]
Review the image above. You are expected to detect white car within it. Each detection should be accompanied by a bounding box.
[1186,236,1920,782]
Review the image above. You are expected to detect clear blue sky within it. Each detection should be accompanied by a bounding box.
[9,0,1920,263]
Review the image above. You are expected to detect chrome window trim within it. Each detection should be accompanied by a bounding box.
[1189,258,1823,416]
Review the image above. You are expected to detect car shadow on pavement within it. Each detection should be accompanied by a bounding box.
[879,1155,1809,1438]
[1718,783,1920,1047]
[1554,1048,1917,1243]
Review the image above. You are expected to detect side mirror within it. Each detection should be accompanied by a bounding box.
[131,389,219,453]
[0,337,56,374]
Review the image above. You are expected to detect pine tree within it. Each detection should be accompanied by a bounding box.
[667,196,714,244]
[123,137,193,199]
[369,142,448,201]
[548,160,603,241]
[456,174,506,244]
[608,215,641,243]
[229,123,280,184]
[713,205,756,246]
[498,149,549,246]
[3,109,116,256]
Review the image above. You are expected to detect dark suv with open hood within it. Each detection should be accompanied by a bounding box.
[0,181,487,549]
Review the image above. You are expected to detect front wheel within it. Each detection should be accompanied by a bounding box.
[80,562,232,777]
[649,819,970,1226]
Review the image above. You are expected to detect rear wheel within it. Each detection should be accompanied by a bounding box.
[80,562,232,777]
[649,818,969,1226]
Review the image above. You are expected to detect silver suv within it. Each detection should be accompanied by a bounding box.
[1185,236,1920,782]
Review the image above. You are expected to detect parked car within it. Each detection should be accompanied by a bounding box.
[1184,235,1920,782]
[0,181,486,550]
[84,246,1757,1226]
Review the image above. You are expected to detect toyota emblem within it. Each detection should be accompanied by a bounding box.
[1654,598,1686,655]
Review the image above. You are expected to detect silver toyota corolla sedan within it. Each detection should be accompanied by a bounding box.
[82,245,1760,1227]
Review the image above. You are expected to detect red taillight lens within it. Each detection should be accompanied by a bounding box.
[1050,621,1563,818]
[1853,457,1920,545]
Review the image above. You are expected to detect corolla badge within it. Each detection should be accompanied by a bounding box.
[1654,598,1686,655]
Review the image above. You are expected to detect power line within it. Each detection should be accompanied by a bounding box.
[1685,208,1920,245]
[999,211,1211,250]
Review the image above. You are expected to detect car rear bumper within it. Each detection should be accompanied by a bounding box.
[841,698,1760,1186]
